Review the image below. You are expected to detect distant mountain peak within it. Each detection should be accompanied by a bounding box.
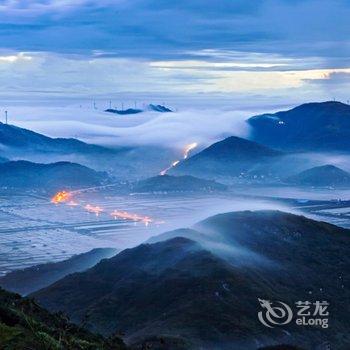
[0,160,107,190]
[248,101,350,151]
[313,164,344,171]
[105,108,143,115]
[286,164,350,187]
[294,100,349,108]
[189,135,281,158]
[148,104,173,112]
[104,103,173,115]
[0,122,112,155]
[172,135,282,177]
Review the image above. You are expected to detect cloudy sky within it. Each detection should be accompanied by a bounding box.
[0,0,349,103]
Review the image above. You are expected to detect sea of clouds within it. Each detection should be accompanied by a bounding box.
[4,102,270,150]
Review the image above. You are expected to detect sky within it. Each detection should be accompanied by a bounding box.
[0,0,349,105]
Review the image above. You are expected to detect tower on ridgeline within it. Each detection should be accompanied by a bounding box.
[5,110,8,124]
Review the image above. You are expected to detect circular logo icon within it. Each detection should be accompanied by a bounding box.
[258,298,293,328]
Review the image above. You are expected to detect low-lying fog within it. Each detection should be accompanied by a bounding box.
[2,187,345,276]
[2,100,350,275]
[4,103,252,148]
[6,102,350,182]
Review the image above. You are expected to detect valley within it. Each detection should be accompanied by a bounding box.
[1,185,350,277]
[1,101,350,349]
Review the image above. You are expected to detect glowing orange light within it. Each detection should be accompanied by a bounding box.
[84,204,104,216]
[110,210,153,225]
[160,142,198,175]
[160,160,180,176]
[50,191,156,225]
[51,191,72,204]
[183,142,198,159]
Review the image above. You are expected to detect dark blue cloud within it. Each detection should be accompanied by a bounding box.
[0,0,349,63]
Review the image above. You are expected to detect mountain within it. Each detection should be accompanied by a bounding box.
[105,108,143,115]
[0,122,150,180]
[33,237,261,349]
[0,160,108,190]
[0,248,117,296]
[105,104,172,114]
[248,101,350,152]
[150,210,350,269]
[0,288,126,350]
[0,122,114,156]
[132,174,227,193]
[286,164,350,187]
[171,136,282,177]
[148,104,173,112]
[31,211,349,349]
[0,155,9,162]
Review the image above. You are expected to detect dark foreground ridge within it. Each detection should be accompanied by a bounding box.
[31,210,350,349]
[0,287,127,350]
